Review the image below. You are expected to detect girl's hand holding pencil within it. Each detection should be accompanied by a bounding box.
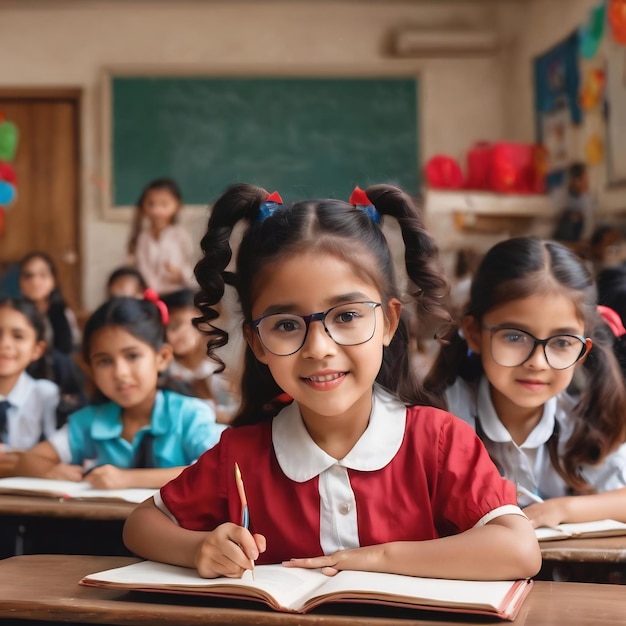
[192,463,265,580]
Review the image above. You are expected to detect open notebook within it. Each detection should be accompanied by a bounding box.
[0,477,157,504]
[81,560,533,620]
[535,519,626,542]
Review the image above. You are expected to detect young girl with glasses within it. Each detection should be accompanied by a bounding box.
[425,237,626,529]
[123,184,540,581]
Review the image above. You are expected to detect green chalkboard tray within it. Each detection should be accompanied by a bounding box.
[108,75,419,208]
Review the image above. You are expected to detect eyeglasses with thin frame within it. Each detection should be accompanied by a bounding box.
[483,325,588,370]
[252,301,382,356]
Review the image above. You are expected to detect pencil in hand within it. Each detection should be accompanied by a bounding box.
[234,462,254,579]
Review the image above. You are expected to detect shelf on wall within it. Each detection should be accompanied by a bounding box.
[425,190,555,216]
[425,190,556,234]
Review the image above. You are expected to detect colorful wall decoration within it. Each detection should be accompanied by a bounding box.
[534,32,581,188]
[0,112,19,236]
[606,22,626,184]
[534,1,626,190]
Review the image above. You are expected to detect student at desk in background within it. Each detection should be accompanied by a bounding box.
[0,297,59,476]
[128,178,197,295]
[425,237,626,528]
[106,266,148,299]
[161,288,240,424]
[124,183,540,581]
[15,293,225,489]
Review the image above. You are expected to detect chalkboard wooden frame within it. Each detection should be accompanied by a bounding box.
[99,66,421,221]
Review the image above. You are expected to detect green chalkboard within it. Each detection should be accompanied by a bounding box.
[112,76,419,206]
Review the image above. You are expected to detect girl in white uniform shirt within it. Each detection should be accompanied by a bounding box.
[127,178,196,295]
[0,297,59,475]
[425,237,626,530]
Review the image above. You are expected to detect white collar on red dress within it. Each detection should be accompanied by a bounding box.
[272,385,407,483]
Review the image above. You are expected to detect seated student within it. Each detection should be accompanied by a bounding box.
[161,289,240,424]
[18,251,80,354]
[106,266,148,299]
[0,297,59,477]
[18,251,86,424]
[123,183,540,581]
[14,294,226,489]
[425,237,626,529]
[553,162,595,242]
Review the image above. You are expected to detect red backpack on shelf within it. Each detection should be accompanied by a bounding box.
[424,155,464,190]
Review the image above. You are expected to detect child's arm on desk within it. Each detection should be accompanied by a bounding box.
[12,441,83,481]
[285,514,541,581]
[124,497,266,579]
[84,465,187,490]
[0,449,22,477]
[524,488,626,528]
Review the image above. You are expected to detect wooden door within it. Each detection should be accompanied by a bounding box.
[0,90,81,310]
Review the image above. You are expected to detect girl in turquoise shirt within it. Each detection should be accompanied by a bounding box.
[15,294,225,489]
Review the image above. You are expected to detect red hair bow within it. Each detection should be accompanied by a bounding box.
[349,186,380,223]
[143,288,169,325]
[266,191,283,203]
[349,186,372,206]
[598,305,626,338]
[258,191,283,222]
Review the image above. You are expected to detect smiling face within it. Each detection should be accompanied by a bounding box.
[245,251,400,429]
[0,306,46,393]
[87,325,171,412]
[463,292,591,422]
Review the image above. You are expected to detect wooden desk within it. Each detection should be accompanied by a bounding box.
[540,536,626,563]
[0,494,134,521]
[0,495,134,558]
[1,555,625,626]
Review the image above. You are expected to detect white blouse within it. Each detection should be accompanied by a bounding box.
[446,376,626,505]
[134,223,197,295]
[0,372,59,450]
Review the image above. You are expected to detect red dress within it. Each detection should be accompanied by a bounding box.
[159,400,517,565]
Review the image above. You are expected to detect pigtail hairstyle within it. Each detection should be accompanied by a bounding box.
[564,308,626,488]
[425,237,626,491]
[193,183,450,427]
[363,185,450,408]
[193,183,272,398]
[128,178,182,256]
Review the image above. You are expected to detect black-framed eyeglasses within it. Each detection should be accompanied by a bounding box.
[483,325,588,370]
[252,301,382,356]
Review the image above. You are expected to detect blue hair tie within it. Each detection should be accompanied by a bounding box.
[257,191,283,223]
[349,186,380,224]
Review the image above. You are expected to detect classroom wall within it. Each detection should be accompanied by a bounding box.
[0,0,509,309]
[503,0,626,217]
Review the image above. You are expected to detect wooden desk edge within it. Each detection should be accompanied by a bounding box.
[1,555,626,626]
[0,494,135,520]
[540,537,626,563]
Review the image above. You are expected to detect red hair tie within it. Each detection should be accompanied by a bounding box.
[143,288,169,325]
[349,186,380,223]
[598,305,626,337]
[258,191,283,222]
